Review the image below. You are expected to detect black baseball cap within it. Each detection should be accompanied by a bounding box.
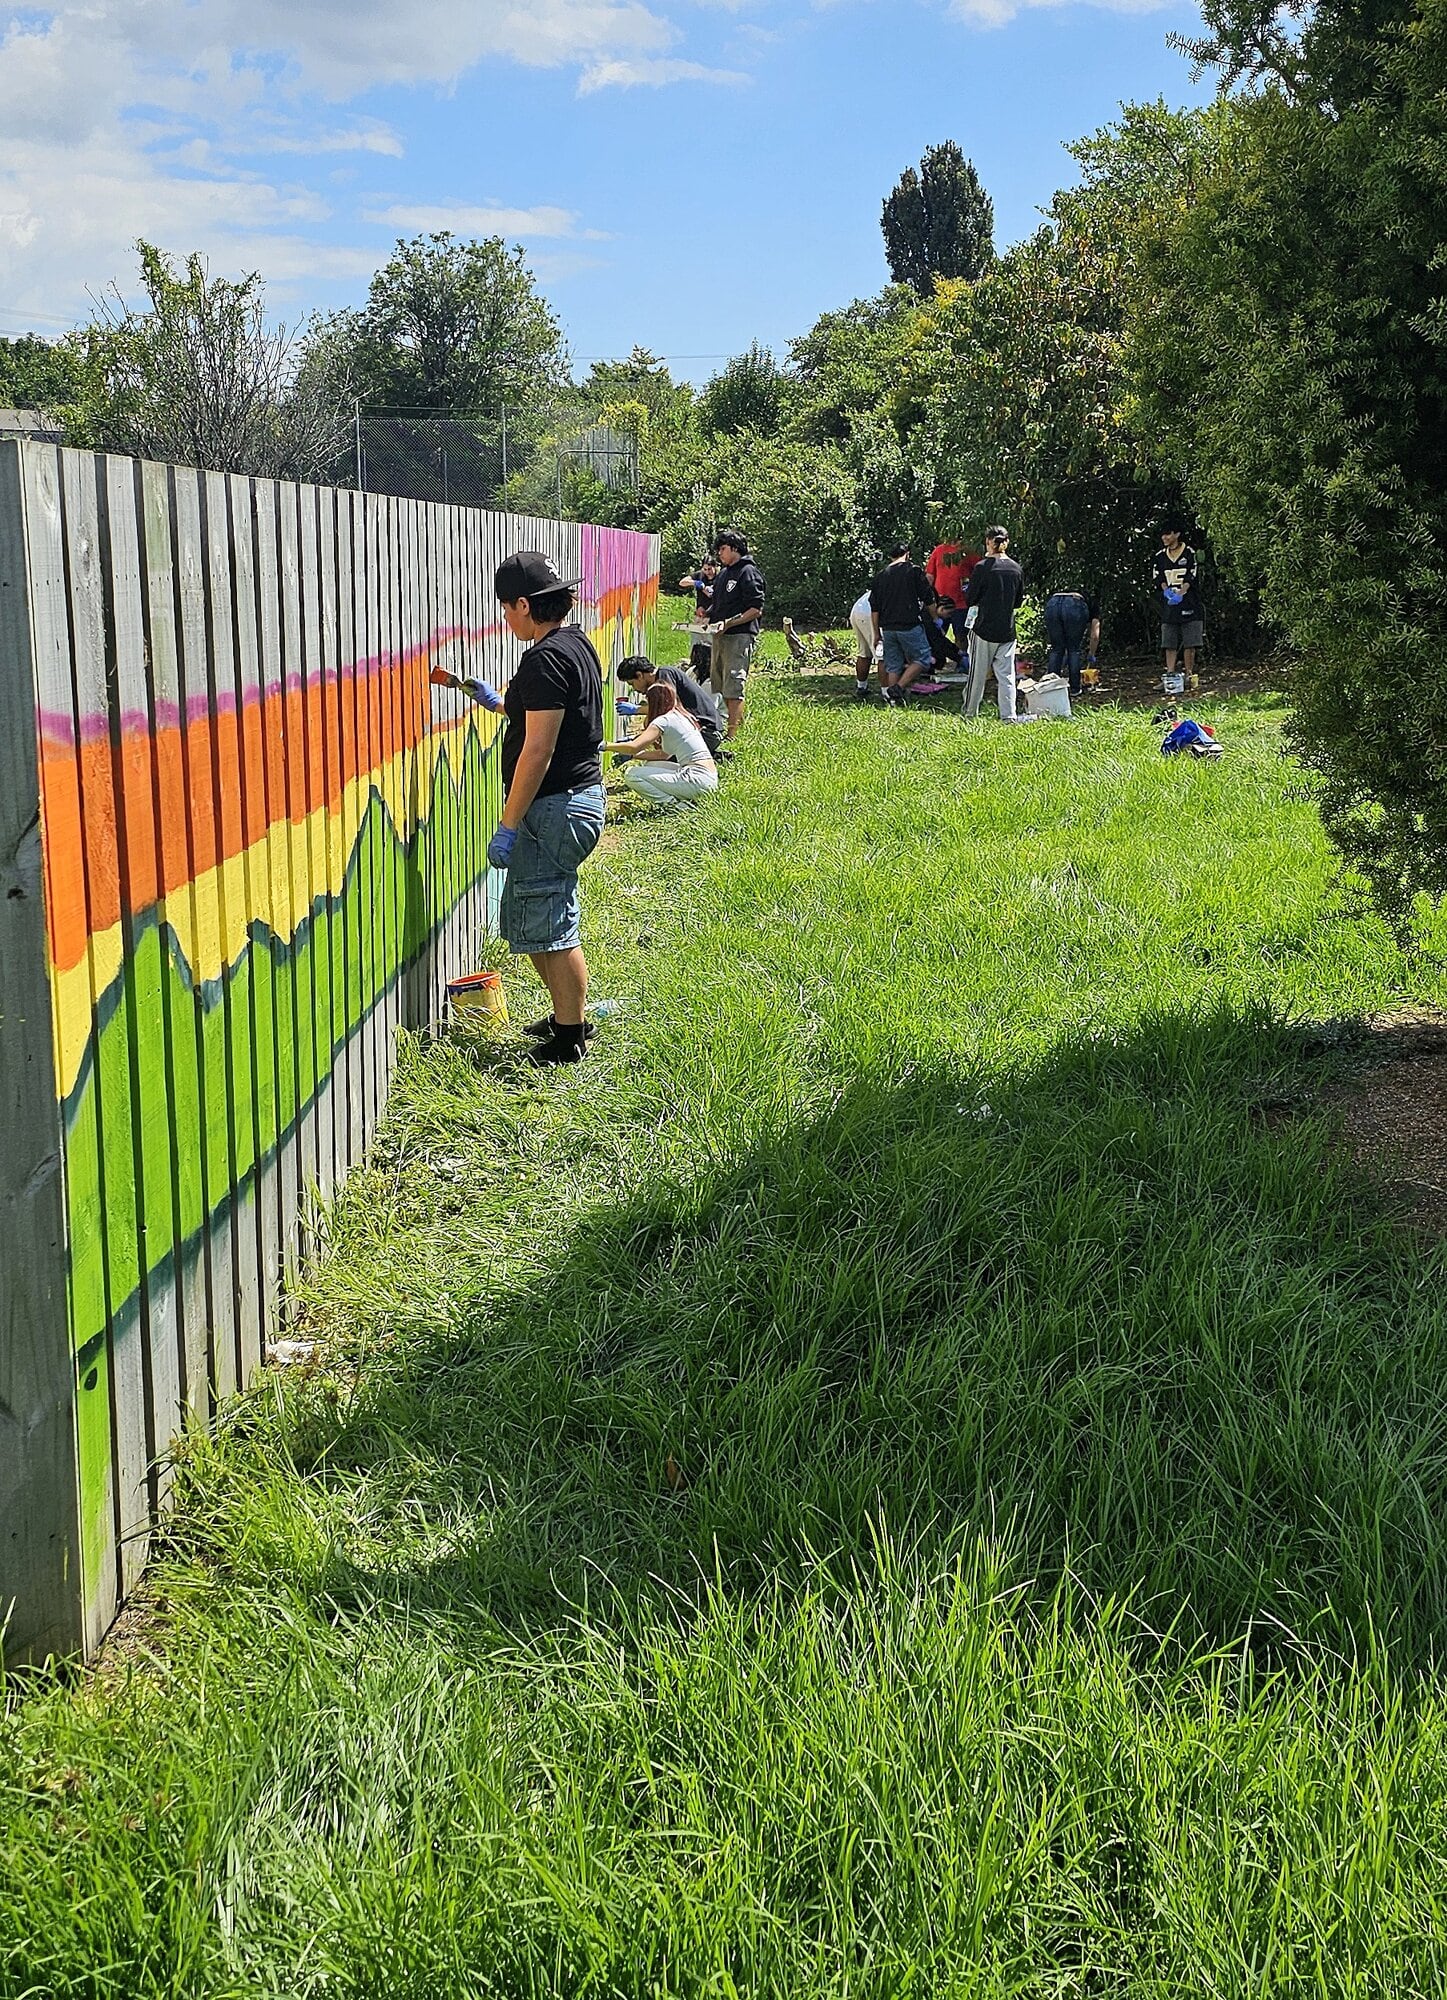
[494,550,581,602]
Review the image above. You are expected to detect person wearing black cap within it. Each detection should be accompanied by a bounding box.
[709,529,765,737]
[438,550,605,1065]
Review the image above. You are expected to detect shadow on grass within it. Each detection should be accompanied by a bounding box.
[273,1005,1447,1665]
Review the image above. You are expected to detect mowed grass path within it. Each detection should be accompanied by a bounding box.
[8,668,1447,1996]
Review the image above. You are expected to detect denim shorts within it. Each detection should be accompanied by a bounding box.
[881,625,933,674]
[498,782,606,955]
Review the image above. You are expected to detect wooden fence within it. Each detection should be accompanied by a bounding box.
[0,438,659,1664]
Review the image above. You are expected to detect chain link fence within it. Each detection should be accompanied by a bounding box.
[351,408,639,513]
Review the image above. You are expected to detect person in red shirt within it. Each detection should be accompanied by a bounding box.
[925,541,981,646]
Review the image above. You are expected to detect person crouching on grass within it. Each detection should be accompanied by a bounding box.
[437,550,606,1066]
[606,681,719,806]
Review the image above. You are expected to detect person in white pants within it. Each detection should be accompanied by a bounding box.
[849,590,881,699]
[606,680,719,805]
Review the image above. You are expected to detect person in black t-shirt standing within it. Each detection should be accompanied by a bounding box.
[1153,521,1203,682]
[435,549,606,1065]
[868,544,935,704]
[962,526,1029,722]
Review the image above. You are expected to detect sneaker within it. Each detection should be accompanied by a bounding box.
[528,1026,589,1067]
[853,682,871,701]
[524,1015,597,1041]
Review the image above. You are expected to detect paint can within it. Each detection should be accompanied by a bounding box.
[1163,670,1186,696]
[448,969,509,1032]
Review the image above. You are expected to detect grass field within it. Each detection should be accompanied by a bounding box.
[7,657,1447,1996]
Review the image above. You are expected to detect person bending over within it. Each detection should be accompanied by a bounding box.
[607,682,719,806]
[443,550,606,1066]
[1043,586,1100,696]
[849,587,882,699]
[616,654,728,759]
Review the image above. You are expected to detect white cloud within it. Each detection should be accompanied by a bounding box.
[946,0,1170,20]
[0,0,716,320]
[576,54,747,89]
[367,201,600,239]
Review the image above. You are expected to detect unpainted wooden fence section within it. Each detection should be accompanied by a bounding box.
[0,438,659,1663]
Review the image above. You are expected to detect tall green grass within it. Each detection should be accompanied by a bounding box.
[6,676,1447,1996]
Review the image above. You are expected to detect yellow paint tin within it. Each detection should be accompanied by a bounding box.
[448,969,509,1032]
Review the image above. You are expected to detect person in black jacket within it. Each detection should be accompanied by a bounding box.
[962,526,1029,722]
[708,529,765,737]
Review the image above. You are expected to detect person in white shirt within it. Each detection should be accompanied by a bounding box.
[605,680,719,805]
[849,589,882,701]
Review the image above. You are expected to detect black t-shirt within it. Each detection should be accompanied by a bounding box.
[712,556,765,633]
[692,575,716,618]
[965,554,1025,643]
[501,623,603,799]
[869,561,932,631]
[1153,544,1200,619]
[653,665,724,738]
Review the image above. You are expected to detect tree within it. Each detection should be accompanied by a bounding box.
[336,232,565,414]
[1097,0,1447,912]
[881,143,994,295]
[66,242,352,480]
[581,347,693,425]
[700,342,784,438]
[0,334,86,412]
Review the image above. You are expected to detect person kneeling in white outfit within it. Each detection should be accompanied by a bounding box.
[607,680,719,805]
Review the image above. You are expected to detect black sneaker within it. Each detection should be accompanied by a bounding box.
[854,683,871,701]
[528,1025,589,1067]
[524,1015,597,1041]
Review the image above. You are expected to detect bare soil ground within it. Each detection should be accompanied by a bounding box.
[1322,1007,1447,1237]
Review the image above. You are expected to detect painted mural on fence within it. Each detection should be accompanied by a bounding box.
[14,445,657,1650]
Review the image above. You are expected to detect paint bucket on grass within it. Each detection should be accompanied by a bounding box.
[448,970,509,1033]
[1163,670,1186,696]
[1023,674,1072,719]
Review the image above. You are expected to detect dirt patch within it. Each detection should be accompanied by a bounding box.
[1322,1007,1447,1236]
[771,634,1288,707]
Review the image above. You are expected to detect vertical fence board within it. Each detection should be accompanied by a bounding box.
[226,474,279,1380]
[170,469,235,1423]
[138,461,210,1436]
[102,455,181,1513]
[0,442,84,1662]
[60,450,150,1603]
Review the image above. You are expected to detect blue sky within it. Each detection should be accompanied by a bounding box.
[0,0,1214,381]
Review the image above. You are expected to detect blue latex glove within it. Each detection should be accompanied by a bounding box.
[616,699,641,716]
[463,677,505,713]
[487,823,518,868]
